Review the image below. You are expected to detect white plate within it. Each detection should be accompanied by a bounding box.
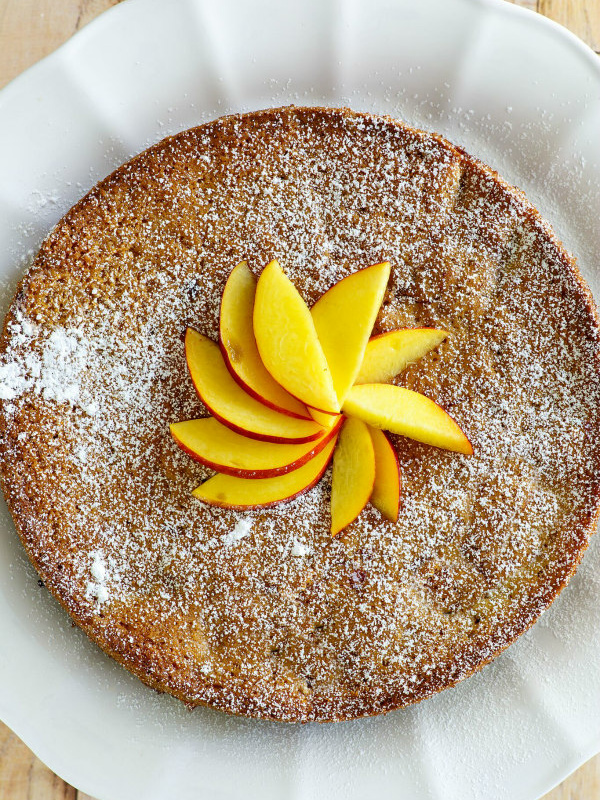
[1,0,599,798]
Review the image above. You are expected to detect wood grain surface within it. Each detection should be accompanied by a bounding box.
[0,1,599,798]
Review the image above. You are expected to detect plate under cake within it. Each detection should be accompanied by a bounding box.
[0,106,599,722]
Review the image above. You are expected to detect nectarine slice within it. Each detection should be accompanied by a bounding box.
[185,329,323,444]
[253,260,339,414]
[192,437,337,508]
[330,417,375,536]
[311,262,390,405]
[309,407,342,428]
[343,384,473,454]
[369,427,401,522]
[171,416,342,478]
[220,262,311,419]
[356,328,448,384]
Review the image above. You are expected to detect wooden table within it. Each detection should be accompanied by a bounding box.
[0,1,599,798]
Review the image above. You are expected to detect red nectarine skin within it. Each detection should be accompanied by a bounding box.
[192,438,337,510]
[219,340,313,420]
[185,328,324,444]
[171,415,342,478]
[200,404,324,445]
[219,262,313,420]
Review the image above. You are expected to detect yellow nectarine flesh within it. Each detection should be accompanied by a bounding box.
[330,417,376,536]
[356,328,448,384]
[219,262,311,419]
[253,260,339,414]
[185,328,323,444]
[343,384,473,455]
[192,437,337,508]
[369,427,400,522]
[311,262,390,405]
[170,416,341,478]
[309,407,342,428]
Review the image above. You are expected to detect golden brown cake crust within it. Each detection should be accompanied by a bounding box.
[1,106,600,722]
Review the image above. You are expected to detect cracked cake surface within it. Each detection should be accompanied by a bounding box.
[0,106,599,722]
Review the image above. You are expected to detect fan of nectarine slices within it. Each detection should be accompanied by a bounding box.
[170,260,473,535]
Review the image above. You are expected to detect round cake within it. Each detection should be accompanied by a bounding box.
[1,106,599,722]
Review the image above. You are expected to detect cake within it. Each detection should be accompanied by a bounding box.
[0,106,599,722]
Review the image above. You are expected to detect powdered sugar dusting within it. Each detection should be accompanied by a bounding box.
[86,551,112,606]
[224,518,253,547]
[0,315,85,404]
[290,538,312,557]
